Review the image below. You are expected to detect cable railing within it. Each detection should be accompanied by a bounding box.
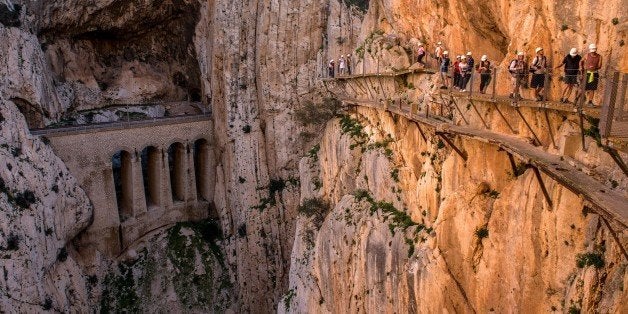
[323,56,627,141]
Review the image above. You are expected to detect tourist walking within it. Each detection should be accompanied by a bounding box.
[580,44,602,106]
[555,48,582,103]
[339,55,347,76]
[439,51,451,89]
[509,52,527,100]
[346,53,352,75]
[435,41,444,64]
[453,55,462,89]
[463,52,474,90]
[328,59,335,78]
[530,47,548,101]
[459,56,470,91]
[417,43,426,66]
[477,55,491,94]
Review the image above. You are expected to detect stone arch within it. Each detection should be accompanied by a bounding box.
[167,142,186,202]
[140,146,161,209]
[193,138,210,201]
[112,150,133,221]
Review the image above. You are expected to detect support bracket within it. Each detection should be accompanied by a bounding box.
[530,165,553,207]
[437,132,468,161]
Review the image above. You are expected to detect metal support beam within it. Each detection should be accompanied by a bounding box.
[603,146,628,177]
[414,121,428,142]
[493,103,517,134]
[601,217,628,260]
[437,133,468,161]
[450,97,470,125]
[531,165,553,207]
[578,108,587,152]
[543,110,557,149]
[507,152,521,177]
[469,99,489,129]
[514,106,543,146]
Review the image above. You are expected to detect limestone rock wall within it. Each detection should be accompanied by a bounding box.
[0,98,93,311]
[284,107,627,313]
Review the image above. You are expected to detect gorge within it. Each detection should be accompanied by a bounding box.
[0,0,627,312]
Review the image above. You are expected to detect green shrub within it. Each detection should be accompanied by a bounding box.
[294,97,341,127]
[576,252,604,268]
[475,227,489,239]
[298,197,330,219]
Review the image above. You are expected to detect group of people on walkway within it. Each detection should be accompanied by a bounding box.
[328,54,353,78]
[436,42,603,106]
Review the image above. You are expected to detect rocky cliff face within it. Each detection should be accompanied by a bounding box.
[1,0,626,312]
[284,107,626,313]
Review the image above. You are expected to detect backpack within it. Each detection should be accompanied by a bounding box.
[509,60,518,74]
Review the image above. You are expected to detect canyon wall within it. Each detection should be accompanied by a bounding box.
[284,106,627,313]
[1,0,626,312]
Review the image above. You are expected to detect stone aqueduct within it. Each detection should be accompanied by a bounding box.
[37,116,215,256]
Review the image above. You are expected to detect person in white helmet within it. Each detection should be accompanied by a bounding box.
[555,48,582,103]
[509,51,527,100]
[339,55,347,75]
[459,55,470,91]
[328,59,335,78]
[417,42,426,66]
[530,47,548,101]
[435,41,444,64]
[439,51,451,88]
[580,43,602,106]
[476,55,492,94]
[462,51,474,90]
[453,55,462,89]
[346,53,352,75]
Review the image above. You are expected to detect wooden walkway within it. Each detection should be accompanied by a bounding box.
[321,67,436,81]
[341,97,628,229]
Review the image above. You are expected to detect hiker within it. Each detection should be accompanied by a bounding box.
[530,47,548,101]
[459,55,470,91]
[417,43,426,66]
[328,59,335,78]
[509,52,527,100]
[476,55,492,94]
[439,51,451,88]
[346,53,352,75]
[453,55,462,89]
[580,43,602,106]
[463,52,474,90]
[555,48,582,103]
[435,41,444,64]
[339,55,347,75]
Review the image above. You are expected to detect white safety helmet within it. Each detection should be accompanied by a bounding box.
[418,42,423,46]
[443,50,449,55]
[437,41,442,45]
[535,47,543,53]
[461,55,467,60]
[481,55,488,61]
[341,54,345,57]
[466,51,472,56]
[517,51,524,56]
[569,48,578,56]
[589,43,597,52]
